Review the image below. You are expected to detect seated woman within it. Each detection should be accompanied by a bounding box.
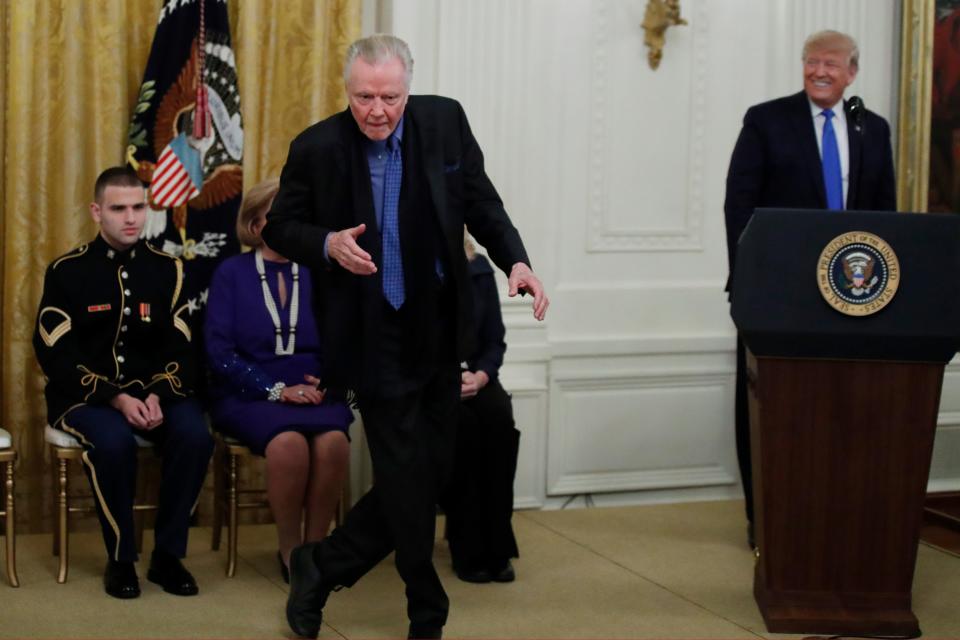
[205,178,353,582]
[442,235,521,583]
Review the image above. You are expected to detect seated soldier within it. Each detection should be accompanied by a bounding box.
[33,166,213,599]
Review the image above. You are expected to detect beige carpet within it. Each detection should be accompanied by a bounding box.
[2,500,958,638]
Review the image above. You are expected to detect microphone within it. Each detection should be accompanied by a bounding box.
[846,95,865,133]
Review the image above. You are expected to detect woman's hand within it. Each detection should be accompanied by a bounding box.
[280,383,325,404]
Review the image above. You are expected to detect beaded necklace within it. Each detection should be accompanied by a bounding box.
[255,249,299,355]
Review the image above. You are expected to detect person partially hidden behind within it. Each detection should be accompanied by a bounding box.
[33,166,213,598]
[263,34,548,640]
[723,30,896,547]
[441,234,520,584]
[204,178,353,582]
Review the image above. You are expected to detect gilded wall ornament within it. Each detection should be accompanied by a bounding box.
[641,0,687,70]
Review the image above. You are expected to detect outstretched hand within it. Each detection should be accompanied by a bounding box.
[328,224,377,275]
[508,262,549,321]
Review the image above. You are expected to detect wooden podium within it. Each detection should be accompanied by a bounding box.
[731,209,960,636]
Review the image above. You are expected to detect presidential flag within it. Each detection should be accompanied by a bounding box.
[126,0,243,324]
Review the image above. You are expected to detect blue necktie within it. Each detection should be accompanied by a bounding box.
[821,109,843,210]
[382,136,405,309]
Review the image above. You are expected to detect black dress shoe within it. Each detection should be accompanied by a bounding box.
[408,624,443,639]
[454,564,492,584]
[278,551,290,584]
[147,550,199,596]
[286,542,331,639]
[491,560,515,583]
[104,559,140,599]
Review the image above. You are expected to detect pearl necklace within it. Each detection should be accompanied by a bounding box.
[255,249,299,355]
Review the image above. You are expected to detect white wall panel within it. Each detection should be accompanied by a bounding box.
[548,370,735,495]
[586,0,706,252]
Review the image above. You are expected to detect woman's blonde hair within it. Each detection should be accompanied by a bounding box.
[236,178,280,248]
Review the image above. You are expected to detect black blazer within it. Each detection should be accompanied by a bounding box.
[465,254,506,381]
[263,95,529,393]
[723,91,897,285]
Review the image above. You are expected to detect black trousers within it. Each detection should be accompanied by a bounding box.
[735,335,754,523]
[61,398,213,562]
[441,379,519,571]
[315,365,459,630]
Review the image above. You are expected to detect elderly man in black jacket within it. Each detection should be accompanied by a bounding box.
[264,34,548,640]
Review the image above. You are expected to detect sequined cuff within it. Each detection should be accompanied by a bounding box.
[267,381,286,402]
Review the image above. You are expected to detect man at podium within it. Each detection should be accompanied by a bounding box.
[722,29,896,547]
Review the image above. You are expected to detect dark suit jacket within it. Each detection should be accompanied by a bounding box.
[723,90,897,286]
[262,95,529,394]
[465,254,506,381]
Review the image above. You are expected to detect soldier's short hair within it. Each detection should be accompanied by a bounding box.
[93,166,143,204]
[237,178,280,248]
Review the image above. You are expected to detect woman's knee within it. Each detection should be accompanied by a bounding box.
[265,430,310,462]
[311,430,350,466]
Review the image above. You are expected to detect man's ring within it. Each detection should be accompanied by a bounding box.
[298,390,304,396]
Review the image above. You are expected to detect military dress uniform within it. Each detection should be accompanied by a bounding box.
[33,235,213,563]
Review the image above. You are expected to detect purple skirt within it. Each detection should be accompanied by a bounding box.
[211,398,354,455]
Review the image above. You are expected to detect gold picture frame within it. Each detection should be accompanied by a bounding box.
[897,0,934,212]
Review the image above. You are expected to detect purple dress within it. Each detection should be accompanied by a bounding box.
[204,252,353,455]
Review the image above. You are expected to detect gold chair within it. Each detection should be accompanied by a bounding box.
[210,432,268,577]
[210,431,347,577]
[44,424,157,583]
[0,427,18,587]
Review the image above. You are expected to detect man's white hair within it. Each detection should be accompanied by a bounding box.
[344,34,414,89]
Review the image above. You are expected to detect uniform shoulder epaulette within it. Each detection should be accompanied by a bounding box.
[51,244,89,270]
[145,243,180,261]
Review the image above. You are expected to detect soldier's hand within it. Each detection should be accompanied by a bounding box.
[144,393,164,429]
[327,224,377,275]
[109,393,153,430]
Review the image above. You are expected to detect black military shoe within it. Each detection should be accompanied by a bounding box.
[286,542,331,639]
[104,559,140,599]
[147,550,199,596]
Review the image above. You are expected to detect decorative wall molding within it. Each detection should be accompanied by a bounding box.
[509,389,548,508]
[547,370,736,496]
[550,465,735,496]
[587,0,707,252]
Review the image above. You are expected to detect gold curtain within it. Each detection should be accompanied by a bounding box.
[0,0,360,532]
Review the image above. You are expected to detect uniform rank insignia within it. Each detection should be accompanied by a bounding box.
[139,302,152,323]
[87,304,111,312]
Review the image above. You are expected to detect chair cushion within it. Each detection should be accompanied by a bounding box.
[0,428,11,449]
[44,424,152,448]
